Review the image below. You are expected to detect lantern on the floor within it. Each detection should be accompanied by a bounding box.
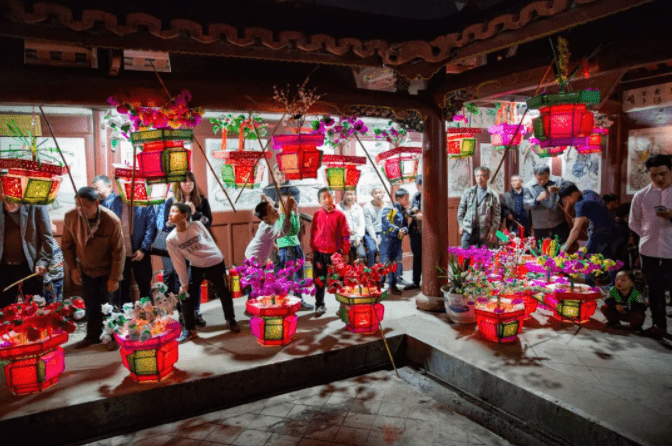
[474,300,526,343]
[130,129,192,183]
[114,167,169,206]
[322,154,366,191]
[375,147,421,185]
[115,319,180,382]
[272,134,324,180]
[0,331,68,395]
[576,127,607,154]
[544,284,600,323]
[447,128,481,158]
[0,159,65,205]
[526,90,599,148]
[335,291,386,334]
[246,296,302,346]
[488,124,526,151]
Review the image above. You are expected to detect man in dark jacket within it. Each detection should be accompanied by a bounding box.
[93,175,156,307]
[500,175,532,238]
[0,200,54,308]
[406,175,423,291]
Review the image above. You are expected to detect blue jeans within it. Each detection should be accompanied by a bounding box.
[363,233,380,267]
[276,245,305,297]
[43,278,64,303]
[380,236,403,287]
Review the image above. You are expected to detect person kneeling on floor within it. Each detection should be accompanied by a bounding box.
[600,270,646,332]
[166,203,240,342]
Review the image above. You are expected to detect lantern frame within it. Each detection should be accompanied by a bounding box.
[526,90,600,148]
[322,154,366,191]
[114,167,169,206]
[474,304,525,343]
[246,296,302,346]
[335,291,386,334]
[130,129,193,184]
[213,149,272,189]
[543,283,600,323]
[375,146,422,185]
[272,134,324,180]
[447,128,481,158]
[576,127,608,154]
[0,159,66,205]
[114,319,181,382]
[488,124,526,151]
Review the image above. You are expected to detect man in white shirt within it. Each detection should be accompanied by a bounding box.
[338,190,366,265]
[166,203,239,342]
[245,196,295,263]
[362,185,385,267]
[629,155,672,339]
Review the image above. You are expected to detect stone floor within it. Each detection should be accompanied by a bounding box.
[83,369,512,446]
[2,272,672,445]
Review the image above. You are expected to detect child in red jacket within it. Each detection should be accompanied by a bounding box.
[309,188,350,315]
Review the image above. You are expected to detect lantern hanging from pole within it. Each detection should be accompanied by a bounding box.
[272,134,324,180]
[114,167,169,206]
[526,90,600,148]
[488,124,526,151]
[447,128,481,158]
[213,150,271,189]
[322,154,366,191]
[0,159,66,205]
[529,138,567,158]
[576,127,607,154]
[375,146,422,185]
[130,129,192,183]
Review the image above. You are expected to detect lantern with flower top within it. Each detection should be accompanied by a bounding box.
[488,102,527,151]
[372,121,420,185]
[447,109,482,158]
[322,154,367,191]
[114,166,169,206]
[272,133,324,180]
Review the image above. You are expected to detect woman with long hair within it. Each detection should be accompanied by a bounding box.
[161,172,212,328]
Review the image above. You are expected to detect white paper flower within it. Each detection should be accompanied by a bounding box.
[101,303,115,315]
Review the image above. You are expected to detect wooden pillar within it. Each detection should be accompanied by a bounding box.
[417,109,447,310]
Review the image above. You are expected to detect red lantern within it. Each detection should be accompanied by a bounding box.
[322,154,366,191]
[130,129,192,183]
[213,149,271,188]
[375,147,421,185]
[447,128,481,158]
[246,296,302,346]
[114,167,169,206]
[0,331,68,395]
[0,159,66,205]
[527,90,600,148]
[272,134,324,180]
[115,319,181,382]
[576,127,607,154]
[335,291,386,334]
[474,302,525,343]
[544,284,600,323]
[488,124,526,151]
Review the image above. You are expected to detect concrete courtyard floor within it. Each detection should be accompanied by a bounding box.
[1,273,671,445]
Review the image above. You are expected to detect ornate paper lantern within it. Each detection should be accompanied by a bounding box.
[375,146,421,185]
[447,128,481,158]
[115,319,180,382]
[529,137,567,158]
[488,124,526,151]
[474,301,525,343]
[544,284,600,323]
[114,167,169,206]
[0,331,68,395]
[213,149,271,189]
[576,127,608,154]
[0,159,66,205]
[322,154,366,191]
[130,129,192,183]
[272,134,324,180]
[526,90,600,148]
[246,296,301,346]
[335,291,386,334]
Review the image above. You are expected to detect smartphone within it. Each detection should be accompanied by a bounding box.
[655,206,667,212]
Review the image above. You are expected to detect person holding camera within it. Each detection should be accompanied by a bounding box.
[629,155,672,339]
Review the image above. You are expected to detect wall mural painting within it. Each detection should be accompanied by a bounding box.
[0,136,87,219]
[627,127,672,195]
[518,139,549,185]
[448,157,471,198]
[561,148,601,193]
[478,143,504,195]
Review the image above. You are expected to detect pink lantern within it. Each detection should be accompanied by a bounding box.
[488,124,526,151]
[576,128,608,154]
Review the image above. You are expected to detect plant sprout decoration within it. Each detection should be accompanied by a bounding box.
[273,77,322,130]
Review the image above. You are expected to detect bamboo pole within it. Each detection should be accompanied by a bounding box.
[353,133,395,204]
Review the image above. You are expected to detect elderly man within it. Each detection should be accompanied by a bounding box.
[629,155,672,339]
[523,166,569,242]
[457,167,501,248]
[0,199,55,308]
[501,175,531,238]
[62,187,125,349]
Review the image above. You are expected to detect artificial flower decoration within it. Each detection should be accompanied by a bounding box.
[312,116,369,148]
[237,257,314,300]
[372,121,409,147]
[108,90,203,131]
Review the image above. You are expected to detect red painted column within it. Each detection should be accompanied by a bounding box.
[418,110,448,307]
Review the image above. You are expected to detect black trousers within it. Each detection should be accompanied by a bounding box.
[0,263,42,308]
[313,251,334,307]
[117,255,153,308]
[640,254,672,329]
[410,231,422,286]
[184,261,234,330]
[81,273,114,342]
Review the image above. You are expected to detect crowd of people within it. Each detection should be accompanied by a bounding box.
[0,153,669,346]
